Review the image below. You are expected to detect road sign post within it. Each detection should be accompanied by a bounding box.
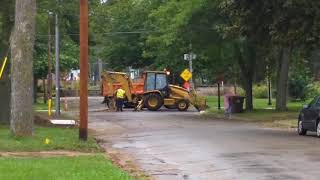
[218,82,221,110]
[184,45,196,90]
[55,13,60,117]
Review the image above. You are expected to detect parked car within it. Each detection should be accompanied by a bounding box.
[298,96,320,136]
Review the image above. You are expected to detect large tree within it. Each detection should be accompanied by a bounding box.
[219,0,320,111]
[270,1,320,110]
[90,0,163,71]
[146,0,236,85]
[10,0,37,136]
[0,0,14,124]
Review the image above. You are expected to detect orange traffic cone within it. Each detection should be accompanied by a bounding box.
[63,97,68,111]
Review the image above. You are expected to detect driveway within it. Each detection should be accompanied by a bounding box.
[89,107,320,180]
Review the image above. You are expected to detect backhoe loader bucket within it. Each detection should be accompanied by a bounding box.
[189,91,208,111]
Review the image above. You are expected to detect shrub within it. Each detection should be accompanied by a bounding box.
[236,87,246,97]
[253,84,268,98]
[307,82,320,98]
[288,55,313,101]
[288,71,311,101]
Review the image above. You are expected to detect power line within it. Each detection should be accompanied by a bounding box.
[37,7,112,19]
[35,30,158,37]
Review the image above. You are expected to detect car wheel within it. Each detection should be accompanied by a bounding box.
[317,122,320,137]
[298,120,307,136]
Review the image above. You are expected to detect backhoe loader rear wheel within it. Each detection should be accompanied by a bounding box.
[145,93,163,111]
[176,100,189,111]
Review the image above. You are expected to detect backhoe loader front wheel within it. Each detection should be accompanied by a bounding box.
[176,100,189,111]
[145,93,163,111]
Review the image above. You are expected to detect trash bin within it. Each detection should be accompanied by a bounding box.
[230,96,245,113]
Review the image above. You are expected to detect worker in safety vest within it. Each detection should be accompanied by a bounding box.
[115,87,126,112]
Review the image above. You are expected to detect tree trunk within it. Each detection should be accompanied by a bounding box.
[10,0,36,136]
[276,47,292,111]
[0,48,11,124]
[235,42,256,111]
[233,81,237,95]
[0,72,11,124]
[243,78,253,111]
[33,76,37,103]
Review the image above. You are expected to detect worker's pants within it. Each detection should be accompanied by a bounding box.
[116,98,124,112]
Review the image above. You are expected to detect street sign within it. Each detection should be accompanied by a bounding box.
[184,53,197,61]
[183,81,190,90]
[191,53,197,60]
[180,69,192,82]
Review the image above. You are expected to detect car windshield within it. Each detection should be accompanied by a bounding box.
[309,97,320,107]
[316,97,320,107]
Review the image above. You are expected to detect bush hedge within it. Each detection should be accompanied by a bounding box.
[253,84,269,98]
[307,82,320,97]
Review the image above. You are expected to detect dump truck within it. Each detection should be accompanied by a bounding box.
[101,71,144,108]
[101,71,206,111]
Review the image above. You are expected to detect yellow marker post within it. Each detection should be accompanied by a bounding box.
[44,138,50,145]
[0,57,8,80]
[48,99,52,116]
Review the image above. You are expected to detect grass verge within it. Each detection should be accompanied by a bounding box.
[205,96,310,129]
[0,155,134,180]
[34,101,49,111]
[0,126,101,152]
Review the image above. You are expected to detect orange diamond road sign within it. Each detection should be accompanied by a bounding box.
[183,81,190,89]
[180,69,192,82]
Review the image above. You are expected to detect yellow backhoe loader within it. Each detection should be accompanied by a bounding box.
[101,71,207,111]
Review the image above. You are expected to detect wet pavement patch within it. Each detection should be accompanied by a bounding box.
[88,100,320,180]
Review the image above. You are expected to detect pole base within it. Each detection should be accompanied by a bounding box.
[79,128,88,141]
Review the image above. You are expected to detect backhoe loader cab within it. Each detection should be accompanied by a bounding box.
[144,71,169,96]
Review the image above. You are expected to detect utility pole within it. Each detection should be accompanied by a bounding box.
[218,82,221,110]
[48,12,52,101]
[55,13,60,117]
[98,58,102,82]
[267,66,272,106]
[189,43,194,90]
[79,0,89,141]
[184,43,196,90]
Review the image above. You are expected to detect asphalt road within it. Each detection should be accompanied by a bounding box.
[89,106,320,180]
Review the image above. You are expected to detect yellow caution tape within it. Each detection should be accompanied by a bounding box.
[48,99,52,116]
[0,57,8,80]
